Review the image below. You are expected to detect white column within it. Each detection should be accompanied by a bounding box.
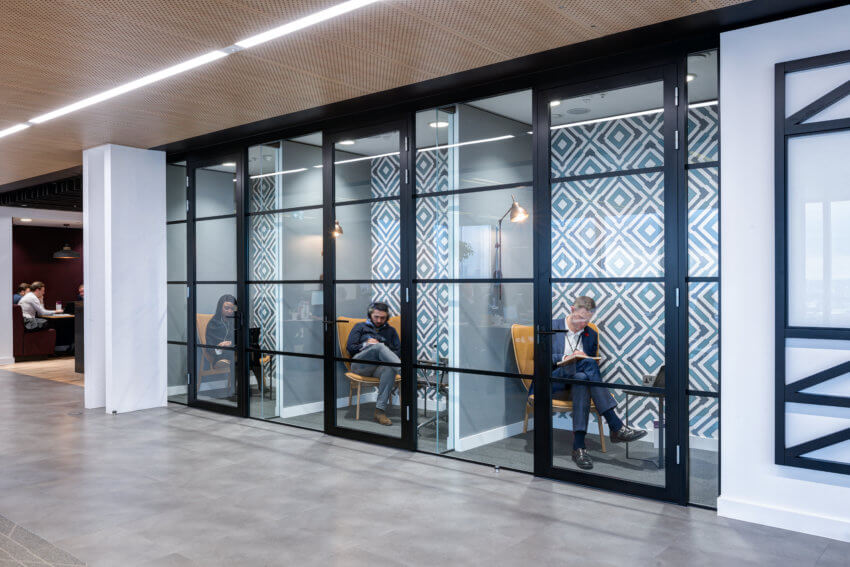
[0,216,12,366]
[83,144,166,413]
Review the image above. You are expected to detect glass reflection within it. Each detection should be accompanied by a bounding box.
[248,354,324,432]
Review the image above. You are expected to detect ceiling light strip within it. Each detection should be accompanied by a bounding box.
[335,151,399,165]
[29,51,229,124]
[550,99,719,130]
[249,167,308,179]
[235,0,381,48]
[418,134,515,153]
[0,124,30,138]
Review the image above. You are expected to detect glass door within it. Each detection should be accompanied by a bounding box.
[187,151,245,416]
[323,120,413,447]
[535,66,683,501]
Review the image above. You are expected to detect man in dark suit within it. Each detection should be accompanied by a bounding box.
[552,296,646,470]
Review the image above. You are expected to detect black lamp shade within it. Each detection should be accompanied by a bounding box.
[53,244,80,259]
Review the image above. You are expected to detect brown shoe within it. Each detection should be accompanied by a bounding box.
[374,410,392,426]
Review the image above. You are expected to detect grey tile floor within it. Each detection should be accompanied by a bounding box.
[2,367,848,567]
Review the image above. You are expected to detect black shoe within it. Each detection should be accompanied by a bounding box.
[572,448,593,470]
[610,425,647,444]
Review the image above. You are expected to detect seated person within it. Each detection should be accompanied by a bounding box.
[346,302,400,426]
[552,295,646,470]
[18,281,59,330]
[206,294,237,399]
[13,283,30,304]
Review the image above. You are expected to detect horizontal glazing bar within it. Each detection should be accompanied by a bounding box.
[194,213,237,222]
[414,181,532,198]
[245,204,323,216]
[550,376,665,394]
[334,195,399,207]
[551,166,664,184]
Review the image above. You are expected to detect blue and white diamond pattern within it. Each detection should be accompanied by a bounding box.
[371,155,400,198]
[688,282,719,394]
[248,178,280,347]
[690,395,718,439]
[687,105,718,164]
[688,167,719,278]
[551,113,664,178]
[551,172,664,278]
[415,148,450,194]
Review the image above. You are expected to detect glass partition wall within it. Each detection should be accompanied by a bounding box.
[414,91,535,471]
[164,49,719,506]
[245,133,325,429]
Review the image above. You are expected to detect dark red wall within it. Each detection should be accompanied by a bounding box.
[13,226,83,307]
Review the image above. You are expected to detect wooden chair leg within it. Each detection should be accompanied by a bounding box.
[597,411,607,453]
[355,383,362,420]
[523,403,530,433]
[348,382,353,406]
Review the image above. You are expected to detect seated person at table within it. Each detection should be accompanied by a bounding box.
[13,282,29,304]
[19,281,60,330]
[553,295,646,471]
[346,302,400,426]
[76,283,84,301]
[206,294,237,399]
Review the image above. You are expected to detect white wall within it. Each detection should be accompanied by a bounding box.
[0,207,84,366]
[719,5,850,542]
[84,144,167,413]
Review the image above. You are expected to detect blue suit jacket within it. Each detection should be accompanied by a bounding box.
[551,318,598,369]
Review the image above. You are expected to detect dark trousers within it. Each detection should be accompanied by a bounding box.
[553,358,617,433]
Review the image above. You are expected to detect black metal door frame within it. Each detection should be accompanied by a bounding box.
[321,118,415,450]
[185,147,247,418]
[532,64,687,503]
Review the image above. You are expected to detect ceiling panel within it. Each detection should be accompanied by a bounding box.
[0,0,751,186]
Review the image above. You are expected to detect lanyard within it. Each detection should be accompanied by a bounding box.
[566,331,582,353]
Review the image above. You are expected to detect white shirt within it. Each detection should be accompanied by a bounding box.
[18,292,55,320]
[564,325,584,356]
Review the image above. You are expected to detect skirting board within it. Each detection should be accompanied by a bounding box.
[717,496,850,543]
[457,417,719,453]
[0,356,14,366]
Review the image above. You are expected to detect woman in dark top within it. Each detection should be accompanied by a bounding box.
[206,294,237,397]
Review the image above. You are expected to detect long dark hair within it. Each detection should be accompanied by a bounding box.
[212,294,237,326]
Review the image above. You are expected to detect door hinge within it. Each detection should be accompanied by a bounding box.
[675,287,680,308]
[676,445,680,465]
[186,287,190,299]
[674,86,679,107]
[186,175,189,188]
[405,287,409,302]
[186,199,189,212]
[405,136,409,152]
[186,372,190,384]
[406,406,410,420]
[405,169,409,184]
[674,130,679,150]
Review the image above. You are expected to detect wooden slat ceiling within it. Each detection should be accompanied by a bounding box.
[0,0,748,186]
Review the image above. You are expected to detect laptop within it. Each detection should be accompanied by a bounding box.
[642,365,665,388]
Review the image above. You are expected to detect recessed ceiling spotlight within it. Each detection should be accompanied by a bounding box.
[687,73,697,82]
[429,121,449,128]
[19,218,32,222]
[567,107,590,115]
[339,140,355,145]
[550,101,561,107]
[221,162,236,167]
